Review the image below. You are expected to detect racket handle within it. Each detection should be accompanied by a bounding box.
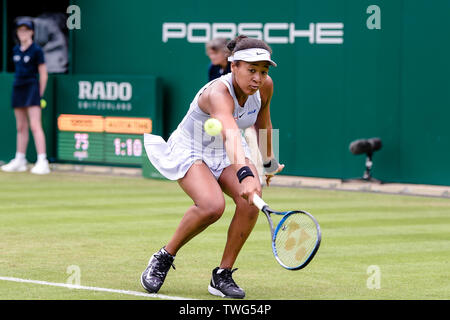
[252,194,267,211]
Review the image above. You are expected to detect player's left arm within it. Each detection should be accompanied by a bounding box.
[254,76,284,185]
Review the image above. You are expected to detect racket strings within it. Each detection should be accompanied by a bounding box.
[274,213,318,268]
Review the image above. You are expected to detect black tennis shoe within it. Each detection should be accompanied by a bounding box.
[208,267,245,299]
[140,247,175,293]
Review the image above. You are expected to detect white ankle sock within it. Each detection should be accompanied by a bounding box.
[37,153,47,162]
[15,152,26,160]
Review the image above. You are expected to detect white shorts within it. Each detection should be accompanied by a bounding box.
[143,129,253,181]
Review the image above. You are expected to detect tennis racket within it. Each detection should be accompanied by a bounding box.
[252,194,321,270]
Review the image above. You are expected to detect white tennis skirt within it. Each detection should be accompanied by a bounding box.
[143,129,252,181]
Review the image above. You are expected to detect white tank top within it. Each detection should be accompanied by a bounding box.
[177,72,262,139]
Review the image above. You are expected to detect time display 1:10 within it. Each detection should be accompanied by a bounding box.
[113,137,142,157]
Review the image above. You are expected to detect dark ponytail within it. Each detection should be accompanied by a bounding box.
[226,35,248,52]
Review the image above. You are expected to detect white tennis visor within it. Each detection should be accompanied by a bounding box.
[228,48,277,67]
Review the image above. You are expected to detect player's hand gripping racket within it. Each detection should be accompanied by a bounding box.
[252,194,321,270]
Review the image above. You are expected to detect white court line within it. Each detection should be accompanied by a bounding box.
[0,276,195,300]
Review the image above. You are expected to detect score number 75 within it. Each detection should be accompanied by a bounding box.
[74,133,89,150]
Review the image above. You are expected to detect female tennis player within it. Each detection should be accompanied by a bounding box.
[1,19,50,175]
[142,35,284,299]
[206,38,265,184]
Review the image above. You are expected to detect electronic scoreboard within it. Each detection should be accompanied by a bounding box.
[55,75,162,167]
[57,114,151,164]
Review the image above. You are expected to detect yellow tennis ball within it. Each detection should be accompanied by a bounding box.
[204,118,222,136]
[40,99,47,108]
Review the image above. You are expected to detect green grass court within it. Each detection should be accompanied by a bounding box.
[0,171,449,300]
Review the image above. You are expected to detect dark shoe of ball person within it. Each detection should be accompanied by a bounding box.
[208,267,245,299]
[140,247,175,293]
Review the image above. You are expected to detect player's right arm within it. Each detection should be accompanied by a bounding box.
[199,83,260,203]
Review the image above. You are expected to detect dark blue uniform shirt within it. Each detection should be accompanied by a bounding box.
[208,62,231,81]
[12,42,45,85]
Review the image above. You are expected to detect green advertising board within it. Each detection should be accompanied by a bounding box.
[67,0,450,186]
[55,75,162,166]
[1,0,449,185]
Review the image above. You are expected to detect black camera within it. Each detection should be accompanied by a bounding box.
[344,137,383,183]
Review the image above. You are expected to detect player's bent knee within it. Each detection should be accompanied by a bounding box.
[197,201,225,224]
